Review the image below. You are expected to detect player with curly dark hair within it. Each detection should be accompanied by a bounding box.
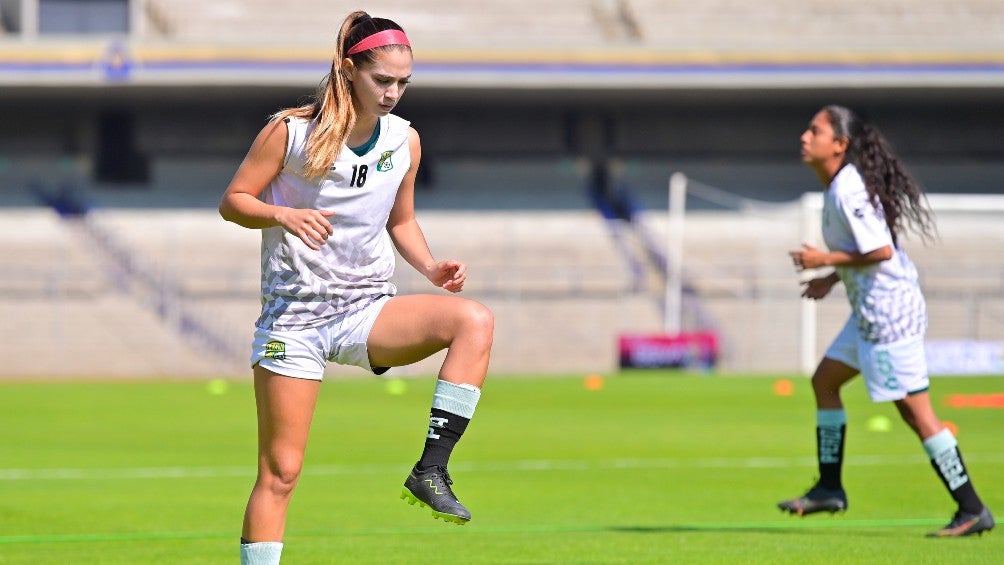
[778,105,994,538]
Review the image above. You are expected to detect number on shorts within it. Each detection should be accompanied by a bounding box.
[875,350,897,390]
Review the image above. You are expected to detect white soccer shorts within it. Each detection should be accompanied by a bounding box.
[250,295,392,380]
[824,317,929,402]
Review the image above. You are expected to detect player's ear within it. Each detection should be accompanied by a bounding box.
[833,136,849,157]
[341,58,356,82]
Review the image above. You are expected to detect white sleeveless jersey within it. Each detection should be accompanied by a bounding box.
[256,114,411,331]
[821,164,927,344]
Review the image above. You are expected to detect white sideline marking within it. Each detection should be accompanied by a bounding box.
[2,453,1002,481]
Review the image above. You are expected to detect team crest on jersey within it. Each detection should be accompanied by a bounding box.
[377,150,395,172]
[264,340,286,360]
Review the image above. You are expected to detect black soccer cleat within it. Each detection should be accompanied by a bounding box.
[778,484,848,516]
[401,465,471,525]
[926,506,995,538]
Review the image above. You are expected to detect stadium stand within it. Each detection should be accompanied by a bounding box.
[1,1,1003,378]
[5,194,1000,378]
[131,0,1004,52]
[138,0,609,46]
[0,207,662,377]
[629,0,1004,50]
[0,209,236,377]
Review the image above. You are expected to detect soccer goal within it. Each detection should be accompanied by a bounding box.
[665,173,1004,374]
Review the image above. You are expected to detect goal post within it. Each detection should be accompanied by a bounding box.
[665,170,1004,375]
[664,172,687,334]
[798,192,823,375]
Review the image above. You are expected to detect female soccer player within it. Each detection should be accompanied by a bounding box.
[220,12,494,564]
[778,105,994,538]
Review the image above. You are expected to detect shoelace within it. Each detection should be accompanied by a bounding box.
[434,466,454,486]
[419,466,454,488]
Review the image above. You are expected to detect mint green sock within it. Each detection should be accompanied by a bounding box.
[240,541,283,565]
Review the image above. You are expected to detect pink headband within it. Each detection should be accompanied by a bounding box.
[346,29,411,55]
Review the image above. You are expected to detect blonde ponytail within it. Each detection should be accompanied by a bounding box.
[273,11,367,179]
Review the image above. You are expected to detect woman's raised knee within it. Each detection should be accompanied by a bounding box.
[469,301,494,333]
[460,301,494,344]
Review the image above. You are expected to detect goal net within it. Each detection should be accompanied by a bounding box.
[660,173,1004,375]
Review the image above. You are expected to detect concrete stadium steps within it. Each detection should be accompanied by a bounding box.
[396,211,636,296]
[141,0,606,46]
[0,211,109,295]
[3,206,1002,377]
[628,0,1004,50]
[0,210,249,377]
[2,293,233,378]
[84,209,261,298]
[1,208,652,377]
[86,209,634,296]
[138,1,1004,51]
[88,209,262,269]
[412,158,590,210]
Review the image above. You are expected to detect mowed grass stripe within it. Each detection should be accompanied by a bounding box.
[3,453,1004,481]
[5,453,1003,479]
[0,517,950,545]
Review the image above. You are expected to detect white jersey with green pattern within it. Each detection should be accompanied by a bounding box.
[822,163,927,344]
[256,114,411,331]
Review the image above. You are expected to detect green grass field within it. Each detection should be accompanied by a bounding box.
[1,372,1001,564]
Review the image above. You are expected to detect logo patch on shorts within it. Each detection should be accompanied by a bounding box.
[264,340,286,360]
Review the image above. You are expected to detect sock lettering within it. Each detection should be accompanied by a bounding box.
[427,416,448,440]
[934,449,969,490]
[819,426,843,464]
